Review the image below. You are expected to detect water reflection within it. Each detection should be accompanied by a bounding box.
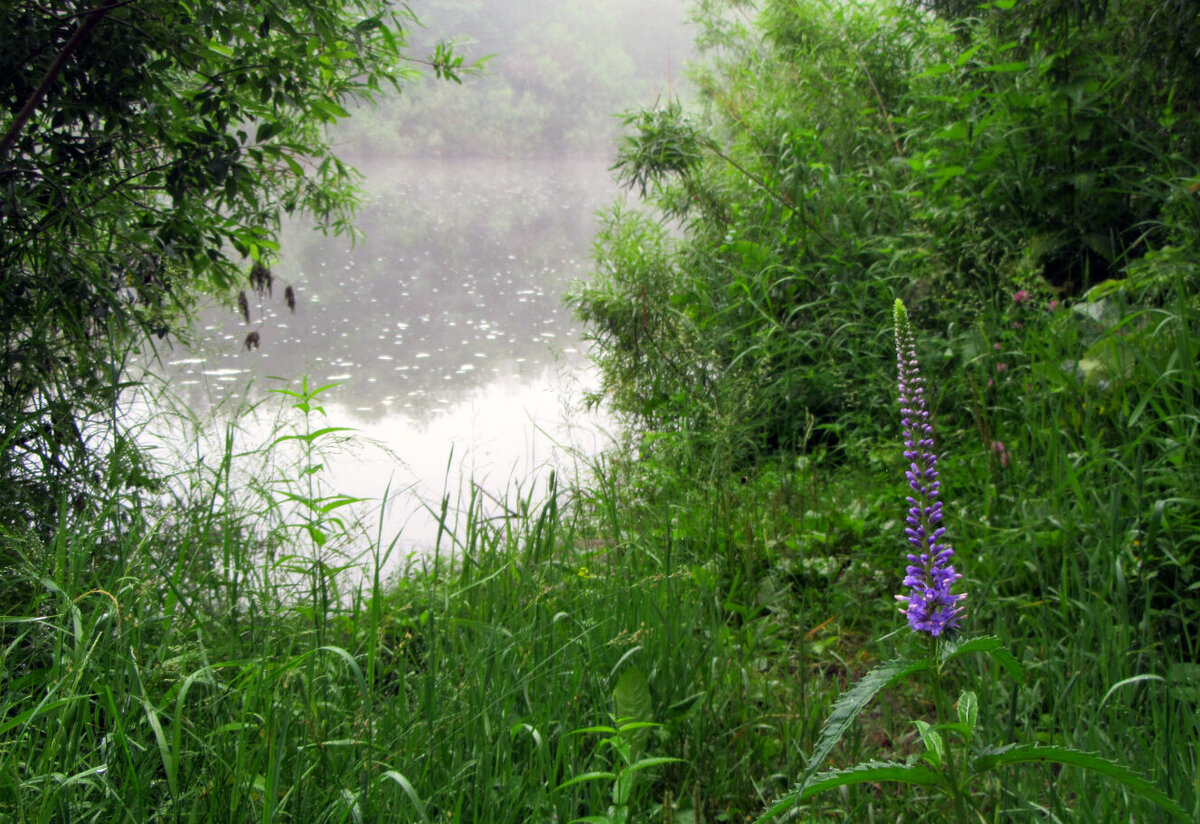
[168,157,615,417]
[154,158,618,557]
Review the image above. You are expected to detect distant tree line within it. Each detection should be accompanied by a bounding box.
[338,0,696,157]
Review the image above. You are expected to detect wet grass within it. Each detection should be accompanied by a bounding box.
[2,293,1198,823]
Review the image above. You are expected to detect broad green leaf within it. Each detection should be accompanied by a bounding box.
[270,426,355,447]
[312,99,352,121]
[930,721,972,738]
[205,39,234,59]
[917,63,953,79]
[614,721,660,735]
[319,495,368,514]
[940,121,970,141]
[569,725,619,736]
[624,756,685,775]
[614,667,654,733]
[282,152,305,176]
[955,43,984,67]
[972,745,1189,821]
[255,121,281,143]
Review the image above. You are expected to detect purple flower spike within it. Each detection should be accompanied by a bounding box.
[893,299,966,637]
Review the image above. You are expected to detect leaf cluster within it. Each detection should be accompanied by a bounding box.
[0,0,472,532]
[573,0,1200,479]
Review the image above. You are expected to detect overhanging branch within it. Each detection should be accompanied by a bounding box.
[0,1,120,164]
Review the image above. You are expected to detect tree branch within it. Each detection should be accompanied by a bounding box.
[0,0,120,164]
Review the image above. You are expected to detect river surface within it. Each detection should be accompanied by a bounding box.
[145,157,620,562]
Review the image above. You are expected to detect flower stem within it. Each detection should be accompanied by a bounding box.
[933,655,972,823]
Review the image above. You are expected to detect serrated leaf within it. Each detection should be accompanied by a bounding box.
[972,745,1189,821]
[757,762,941,821]
[914,720,944,767]
[802,658,933,788]
[957,690,978,738]
[940,635,1023,679]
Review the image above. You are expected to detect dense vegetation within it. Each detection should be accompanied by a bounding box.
[0,0,479,535]
[2,0,1198,822]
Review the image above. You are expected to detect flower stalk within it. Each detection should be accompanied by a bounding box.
[893,299,965,637]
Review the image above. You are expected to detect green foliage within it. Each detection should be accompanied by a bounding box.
[574,0,1200,476]
[0,0,476,533]
[763,624,1186,821]
[798,657,934,786]
[4,1,1200,822]
[569,2,1200,819]
[972,744,1189,821]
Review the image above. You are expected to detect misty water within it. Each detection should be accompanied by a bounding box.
[146,157,620,560]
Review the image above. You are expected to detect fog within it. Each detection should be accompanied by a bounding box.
[145,3,697,559]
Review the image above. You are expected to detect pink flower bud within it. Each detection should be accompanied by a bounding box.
[991,440,1008,468]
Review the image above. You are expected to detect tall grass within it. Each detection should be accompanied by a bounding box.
[2,278,1198,822]
[0,378,789,822]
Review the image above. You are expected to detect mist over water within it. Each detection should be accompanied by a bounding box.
[149,157,622,558]
[139,0,697,562]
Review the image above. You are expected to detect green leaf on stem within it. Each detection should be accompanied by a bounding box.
[759,762,941,819]
[940,635,1022,679]
[914,719,944,767]
[957,690,978,740]
[972,745,1190,821]
[759,657,934,822]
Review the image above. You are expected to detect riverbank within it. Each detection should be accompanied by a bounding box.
[4,332,1196,822]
